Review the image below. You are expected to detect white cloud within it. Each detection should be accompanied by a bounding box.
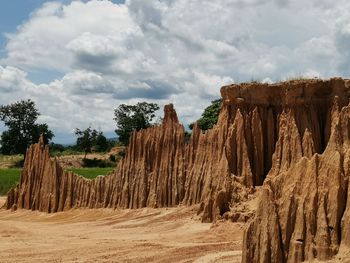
[61,70,115,95]
[2,1,138,72]
[0,66,34,93]
[1,0,350,142]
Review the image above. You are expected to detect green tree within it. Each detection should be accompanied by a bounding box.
[94,132,109,152]
[0,99,54,155]
[114,102,159,145]
[74,127,111,156]
[74,127,98,158]
[189,99,222,131]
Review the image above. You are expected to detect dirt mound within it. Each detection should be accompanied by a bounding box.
[55,147,124,169]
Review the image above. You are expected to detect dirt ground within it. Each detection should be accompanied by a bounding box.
[56,146,125,169]
[0,197,243,263]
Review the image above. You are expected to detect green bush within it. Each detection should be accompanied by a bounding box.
[12,159,24,168]
[109,154,116,162]
[82,158,115,168]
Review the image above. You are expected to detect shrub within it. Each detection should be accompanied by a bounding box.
[82,158,115,168]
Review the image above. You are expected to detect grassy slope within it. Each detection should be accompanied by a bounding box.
[0,168,21,195]
[0,167,114,196]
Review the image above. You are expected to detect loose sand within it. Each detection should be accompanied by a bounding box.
[0,197,243,263]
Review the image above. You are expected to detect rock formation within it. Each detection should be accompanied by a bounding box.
[4,104,187,212]
[241,79,350,263]
[3,101,258,222]
[4,77,350,262]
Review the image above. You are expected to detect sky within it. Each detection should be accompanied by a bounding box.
[0,0,349,144]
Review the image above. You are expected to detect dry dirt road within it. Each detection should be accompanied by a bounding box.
[0,197,243,263]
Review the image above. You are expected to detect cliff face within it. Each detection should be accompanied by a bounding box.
[4,78,350,262]
[240,79,350,263]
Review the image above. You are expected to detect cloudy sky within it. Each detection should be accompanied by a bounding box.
[0,0,349,143]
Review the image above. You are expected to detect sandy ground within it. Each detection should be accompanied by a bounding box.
[0,197,243,263]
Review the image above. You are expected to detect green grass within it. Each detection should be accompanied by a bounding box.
[65,167,114,179]
[0,168,21,195]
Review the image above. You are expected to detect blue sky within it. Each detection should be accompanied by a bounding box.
[0,1,46,57]
[0,0,349,143]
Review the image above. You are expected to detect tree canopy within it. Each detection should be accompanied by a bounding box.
[75,127,110,158]
[75,127,97,158]
[94,132,110,152]
[114,102,159,145]
[0,99,54,155]
[189,99,222,131]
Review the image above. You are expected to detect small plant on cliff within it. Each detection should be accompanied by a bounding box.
[114,102,160,145]
[0,99,54,156]
[189,99,222,131]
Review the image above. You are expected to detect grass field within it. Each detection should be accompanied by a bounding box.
[0,167,113,196]
[0,168,21,195]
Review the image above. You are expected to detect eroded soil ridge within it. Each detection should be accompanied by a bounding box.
[4,78,350,262]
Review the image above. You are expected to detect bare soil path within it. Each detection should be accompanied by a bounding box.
[0,197,243,262]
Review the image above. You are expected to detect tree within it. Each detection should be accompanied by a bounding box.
[114,102,159,145]
[95,132,109,152]
[0,100,54,155]
[74,127,110,157]
[189,99,222,131]
[74,127,98,158]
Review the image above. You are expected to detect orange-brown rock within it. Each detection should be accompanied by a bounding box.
[242,79,350,263]
[4,104,187,212]
[4,78,350,262]
[3,100,263,221]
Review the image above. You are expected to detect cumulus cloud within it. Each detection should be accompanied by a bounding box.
[0,66,34,93]
[2,1,138,72]
[0,69,125,140]
[0,0,350,142]
[61,70,115,95]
